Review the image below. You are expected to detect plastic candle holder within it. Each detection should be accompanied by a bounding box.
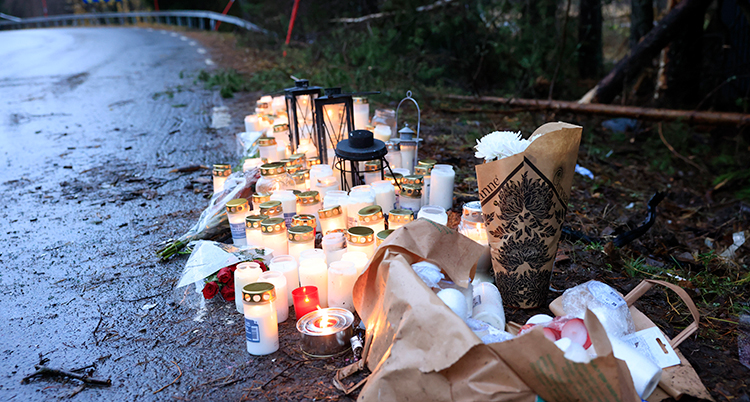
[243,282,279,356]
[398,184,422,214]
[261,217,288,256]
[340,251,369,276]
[226,198,250,246]
[251,192,271,212]
[258,136,279,163]
[357,205,386,235]
[258,271,289,323]
[234,262,263,314]
[245,215,265,247]
[318,205,346,235]
[299,248,327,264]
[271,190,297,229]
[417,205,448,226]
[292,286,321,320]
[298,259,328,308]
[371,180,397,217]
[270,255,299,303]
[288,225,315,263]
[387,209,414,230]
[346,226,375,259]
[429,164,455,211]
[212,164,231,194]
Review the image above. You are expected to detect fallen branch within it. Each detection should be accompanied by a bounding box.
[21,365,111,386]
[443,94,750,126]
[152,360,182,395]
[657,122,705,171]
[331,0,453,23]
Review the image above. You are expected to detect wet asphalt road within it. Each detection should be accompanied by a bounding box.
[0,27,257,400]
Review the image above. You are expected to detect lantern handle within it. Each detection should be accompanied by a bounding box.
[395,91,421,169]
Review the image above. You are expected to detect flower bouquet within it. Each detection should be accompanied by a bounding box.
[474,123,581,308]
[201,259,268,301]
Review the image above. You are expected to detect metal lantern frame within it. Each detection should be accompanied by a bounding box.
[314,88,354,165]
[333,130,400,192]
[392,90,423,169]
[284,79,323,154]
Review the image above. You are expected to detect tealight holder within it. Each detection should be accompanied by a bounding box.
[296,307,355,358]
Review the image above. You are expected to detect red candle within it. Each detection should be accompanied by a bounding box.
[292,286,320,320]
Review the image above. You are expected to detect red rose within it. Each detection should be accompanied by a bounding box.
[202,281,219,300]
[220,281,235,302]
[254,260,267,272]
[217,267,233,284]
[229,264,238,273]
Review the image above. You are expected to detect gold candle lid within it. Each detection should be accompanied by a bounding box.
[290,153,307,165]
[364,160,382,172]
[297,190,320,205]
[346,226,375,245]
[376,229,394,242]
[242,282,276,304]
[245,214,265,229]
[384,172,404,183]
[400,184,422,198]
[307,157,321,167]
[318,205,343,219]
[280,158,294,167]
[402,175,424,186]
[287,165,301,175]
[259,200,283,216]
[288,225,315,242]
[353,97,368,104]
[291,170,306,184]
[418,159,437,167]
[292,214,316,228]
[212,164,231,177]
[226,198,249,213]
[273,123,289,133]
[414,165,433,176]
[260,162,286,176]
[389,209,415,223]
[252,192,271,205]
[258,136,277,147]
[358,205,384,223]
[329,228,347,234]
[260,217,287,234]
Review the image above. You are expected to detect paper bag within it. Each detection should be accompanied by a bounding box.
[347,219,641,402]
[476,122,582,308]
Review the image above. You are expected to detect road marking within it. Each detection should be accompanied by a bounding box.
[170,32,177,37]
[180,36,188,41]
[205,59,214,66]
[197,48,206,54]
[189,41,197,46]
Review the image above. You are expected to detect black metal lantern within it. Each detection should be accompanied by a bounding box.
[314,88,354,165]
[284,79,323,154]
[333,130,398,191]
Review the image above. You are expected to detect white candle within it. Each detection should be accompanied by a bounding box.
[371,180,397,216]
[312,175,339,200]
[234,262,263,314]
[258,271,289,323]
[271,190,297,229]
[387,209,414,230]
[242,282,279,355]
[400,143,417,174]
[318,205,347,235]
[245,114,260,132]
[298,259,328,308]
[243,158,264,173]
[261,218,288,256]
[353,97,369,130]
[417,205,448,226]
[398,185,422,214]
[299,248,327,264]
[373,124,391,143]
[347,190,375,228]
[472,282,505,331]
[251,193,271,212]
[245,215,265,247]
[270,255,298,302]
[212,164,231,194]
[341,251,369,276]
[226,198,250,247]
[324,191,350,226]
[327,261,358,311]
[258,137,278,163]
[346,227,375,259]
[310,165,334,184]
[288,225,315,263]
[357,205,386,234]
[297,191,323,232]
[429,164,455,211]
[322,232,347,264]
[385,142,401,170]
[271,96,286,114]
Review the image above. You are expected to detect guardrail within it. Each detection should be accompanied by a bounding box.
[0,10,268,34]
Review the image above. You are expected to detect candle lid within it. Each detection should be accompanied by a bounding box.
[307,157,321,167]
[389,209,415,223]
[261,217,287,234]
[291,171,306,184]
[318,205,343,219]
[290,153,307,164]
[297,191,321,205]
[353,97,368,104]
[259,200,283,216]
[402,175,424,186]
[400,184,422,198]
[260,162,286,176]
[462,201,484,222]
[258,136,277,146]
[252,192,272,204]
[245,214,265,229]
[364,160,382,172]
[287,165,301,175]
[376,229,394,242]
[288,225,315,242]
[414,165,433,176]
[384,172,404,182]
[347,226,375,245]
[292,214,317,228]
[242,282,276,304]
[358,205,384,222]
[212,164,231,177]
[280,158,294,167]
[418,159,437,167]
[273,123,289,133]
[226,198,249,213]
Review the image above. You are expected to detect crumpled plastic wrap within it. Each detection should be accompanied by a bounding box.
[411,261,445,288]
[561,280,636,339]
[176,241,269,288]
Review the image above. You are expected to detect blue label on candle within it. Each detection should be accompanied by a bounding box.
[230,222,246,240]
[283,212,295,229]
[245,318,260,343]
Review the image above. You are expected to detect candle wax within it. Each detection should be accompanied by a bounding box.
[269,255,298,304]
[258,271,289,323]
[292,286,321,319]
[298,259,328,308]
[327,261,358,312]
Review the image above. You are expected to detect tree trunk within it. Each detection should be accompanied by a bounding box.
[662,3,705,107]
[583,0,712,104]
[630,0,654,48]
[578,0,603,79]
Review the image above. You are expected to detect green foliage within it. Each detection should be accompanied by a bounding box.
[197,69,251,98]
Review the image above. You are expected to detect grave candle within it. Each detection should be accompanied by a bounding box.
[312,175,338,200]
[398,184,422,214]
[376,229,394,247]
[242,282,279,355]
[258,271,289,323]
[346,227,375,259]
[245,215,265,247]
[472,282,505,331]
[292,214,317,237]
[327,261,358,311]
[322,232,347,264]
[251,193,271,212]
[318,205,346,235]
[292,286,320,320]
[347,192,375,228]
[298,259,328,308]
[429,164,455,211]
[259,200,284,220]
[261,217,288,256]
[387,209,414,230]
[340,251,368,276]
[212,164,231,194]
[371,180,397,216]
[258,136,279,163]
[296,191,323,232]
[384,172,404,196]
[357,205,386,234]
[288,225,315,263]
[353,97,369,130]
[270,190,297,228]
[226,198,250,246]
[363,160,382,185]
[243,158,264,173]
[244,114,260,132]
[417,205,448,226]
[234,261,263,314]
[270,255,298,303]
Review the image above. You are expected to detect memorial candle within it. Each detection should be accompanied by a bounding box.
[258,136,279,163]
[242,282,279,356]
[288,225,315,263]
[313,175,339,199]
[298,259,328,308]
[270,255,298,303]
[340,251,369,276]
[258,271,289,323]
[353,97,369,130]
[251,193,271,212]
[244,114,260,132]
[322,232,347,264]
[296,191,323,232]
[261,217,288,256]
[371,180,397,216]
[226,198,250,247]
[245,215,265,247]
[327,261,358,311]
[318,205,346,235]
[212,164,231,194]
[357,205,386,234]
[429,164,455,211]
[387,209,414,230]
[234,261,263,314]
[270,190,297,228]
[346,227,376,259]
[292,286,320,320]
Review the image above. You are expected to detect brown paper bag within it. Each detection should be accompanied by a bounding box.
[475,122,582,308]
[345,219,641,402]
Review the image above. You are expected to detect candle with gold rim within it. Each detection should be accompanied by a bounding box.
[251,192,271,212]
[245,214,265,247]
[398,184,422,214]
[416,161,435,207]
[318,205,346,235]
[346,226,375,259]
[288,225,315,263]
[376,229,394,248]
[259,200,284,220]
[388,209,414,230]
[212,164,231,194]
[226,198,250,246]
[363,160,382,185]
[258,136,279,163]
[296,190,322,232]
[270,190,297,229]
[357,205,386,235]
[384,172,404,196]
[242,282,279,356]
[402,174,424,206]
[261,217,288,256]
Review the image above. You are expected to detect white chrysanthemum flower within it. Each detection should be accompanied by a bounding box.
[474,131,530,162]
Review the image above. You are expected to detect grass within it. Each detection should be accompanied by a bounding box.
[197,69,251,98]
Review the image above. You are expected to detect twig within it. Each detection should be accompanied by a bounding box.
[68,384,87,398]
[152,360,182,395]
[125,290,168,303]
[93,306,103,346]
[21,365,111,386]
[657,123,705,172]
[260,361,303,389]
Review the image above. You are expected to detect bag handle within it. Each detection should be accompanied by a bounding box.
[623,279,700,348]
[333,359,368,395]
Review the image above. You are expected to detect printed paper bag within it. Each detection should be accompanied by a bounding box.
[475,122,582,308]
